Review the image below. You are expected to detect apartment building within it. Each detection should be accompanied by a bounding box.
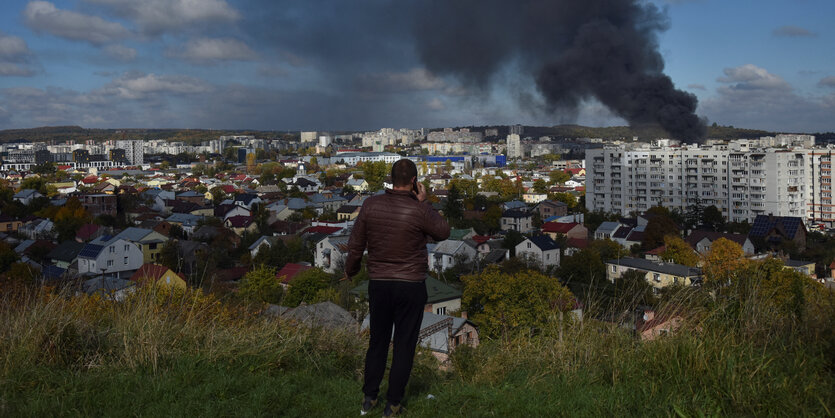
[507,134,522,159]
[585,142,808,223]
[807,147,835,228]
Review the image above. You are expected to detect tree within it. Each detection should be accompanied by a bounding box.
[20,177,49,195]
[660,235,699,267]
[443,184,463,226]
[642,214,680,250]
[702,238,747,286]
[246,152,257,174]
[501,230,525,257]
[361,161,389,192]
[283,268,333,307]
[484,205,502,233]
[31,162,56,176]
[0,242,19,273]
[549,170,570,185]
[702,205,725,232]
[550,192,577,210]
[462,266,575,338]
[614,268,657,309]
[532,179,548,194]
[238,265,283,304]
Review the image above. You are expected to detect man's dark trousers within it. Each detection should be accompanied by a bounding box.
[362,279,428,405]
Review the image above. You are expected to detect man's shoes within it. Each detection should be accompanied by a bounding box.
[383,403,405,417]
[360,396,377,415]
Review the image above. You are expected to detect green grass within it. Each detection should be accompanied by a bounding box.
[1,286,833,417]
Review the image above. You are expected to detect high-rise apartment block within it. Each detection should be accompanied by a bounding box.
[507,134,522,159]
[115,139,144,165]
[585,141,817,224]
[807,149,835,227]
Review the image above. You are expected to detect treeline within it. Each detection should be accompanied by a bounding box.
[0,126,300,145]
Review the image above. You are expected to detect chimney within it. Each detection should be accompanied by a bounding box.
[460,311,468,320]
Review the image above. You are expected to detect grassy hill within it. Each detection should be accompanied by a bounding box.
[1,285,834,417]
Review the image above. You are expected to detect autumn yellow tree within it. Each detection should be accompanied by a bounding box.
[462,266,575,338]
[702,238,747,286]
[660,235,699,267]
[246,152,256,174]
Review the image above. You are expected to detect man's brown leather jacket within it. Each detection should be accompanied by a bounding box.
[345,188,450,282]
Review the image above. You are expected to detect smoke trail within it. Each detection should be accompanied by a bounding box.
[413,0,706,141]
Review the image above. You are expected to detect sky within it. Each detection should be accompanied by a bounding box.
[0,0,832,134]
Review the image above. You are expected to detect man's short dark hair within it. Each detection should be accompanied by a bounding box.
[391,159,417,187]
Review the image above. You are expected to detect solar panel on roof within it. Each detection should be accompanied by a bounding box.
[78,244,104,258]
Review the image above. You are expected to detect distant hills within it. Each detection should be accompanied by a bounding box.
[0,124,831,145]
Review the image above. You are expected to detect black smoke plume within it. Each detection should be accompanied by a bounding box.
[413,0,706,142]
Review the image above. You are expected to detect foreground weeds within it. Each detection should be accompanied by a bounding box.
[1,284,834,417]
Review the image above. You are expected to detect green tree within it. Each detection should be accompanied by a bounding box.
[484,205,502,233]
[361,161,389,192]
[238,265,283,304]
[550,192,577,210]
[19,177,49,195]
[660,235,699,267]
[549,170,570,185]
[532,179,548,194]
[443,184,463,226]
[614,268,657,309]
[502,230,525,257]
[462,266,575,338]
[0,242,19,273]
[702,205,725,232]
[283,268,333,307]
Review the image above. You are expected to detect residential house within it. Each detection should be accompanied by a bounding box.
[175,190,205,205]
[748,215,807,251]
[345,178,368,192]
[515,235,560,269]
[224,215,257,236]
[288,177,319,193]
[416,312,479,364]
[310,193,348,213]
[108,227,169,264]
[266,202,294,222]
[79,194,117,217]
[13,189,43,205]
[276,262,314,287]
[428,239,477,273]
[0,215,22,233]
[76,237,144,278]
[80,277,136,301]
[165,213,204,237]
[611,224,645,248]
[249,235,282,258]
[234,193,262,209]
[75,223,104,242]
[606,257,702,290]
[314,235,351,274]
[501,210,533,233]
[522,192,547,204]
[19,218,54,239]
[685,230,756,255]
[784,260,816,278]
[541,222,587,241]
[129,263,187,290]
[448,228,477,241]
[594,222,621,240]
[216,204,251,221]
[536,200,568,220]
[47,240,86,269]
[336,205,361,221]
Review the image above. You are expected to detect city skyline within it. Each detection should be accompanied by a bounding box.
[0,0,832,133]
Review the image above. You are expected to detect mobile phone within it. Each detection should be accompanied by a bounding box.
[412,178,420,195]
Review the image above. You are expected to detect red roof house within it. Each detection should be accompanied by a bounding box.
[276,263,313,285]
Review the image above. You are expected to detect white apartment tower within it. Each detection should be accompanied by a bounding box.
[585,143,808,223]
[807,148,835,228]
[115,139,144,165]
[507,134,522,160]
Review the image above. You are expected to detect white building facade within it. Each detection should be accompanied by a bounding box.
[585,142,809,223]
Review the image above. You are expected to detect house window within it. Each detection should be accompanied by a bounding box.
[124,244,129,251]
[546,254,550,260]
[124,257,128,265]
[436,307,446,315]
[107,260,114,267]
[653,273,661,282]
[149,243,158,250]
[527,243,531,249]
[611,265,617,273]
[109,246,115,253]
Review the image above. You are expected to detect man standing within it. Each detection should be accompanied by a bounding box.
[345,159,450,417]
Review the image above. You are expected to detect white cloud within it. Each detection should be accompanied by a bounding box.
[819,76,835,89]
[700,65,835,132]
[104,45,137,62]
[99,72,212,99]
[172,38,257,63]
[85,0,240,35]
[23,1,130,45]
[0,33,35,77]
[716,64,790,91]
